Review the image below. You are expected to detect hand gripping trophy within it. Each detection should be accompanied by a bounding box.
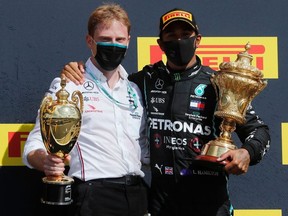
[40,77,83,205]
[196,43,267,167]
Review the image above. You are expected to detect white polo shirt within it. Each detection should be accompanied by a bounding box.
[23,58,149,181]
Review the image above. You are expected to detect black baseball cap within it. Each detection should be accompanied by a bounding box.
[159,8,199,34]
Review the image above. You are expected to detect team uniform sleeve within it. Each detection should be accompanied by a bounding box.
[139,112,150,166]
[235,104,271,165]
[129,71,147,107]
[129,80,150,165]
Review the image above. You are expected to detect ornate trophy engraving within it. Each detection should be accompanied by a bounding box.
[40,77,83,205]
[196,43,267,166]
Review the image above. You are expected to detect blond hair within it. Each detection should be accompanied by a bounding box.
[88,3,131,37]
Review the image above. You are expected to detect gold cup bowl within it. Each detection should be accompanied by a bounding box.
[196,43,267,165]
[40,77,83,205]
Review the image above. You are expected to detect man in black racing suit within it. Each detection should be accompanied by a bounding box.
[129,57,270,216]
[129,8,270,216]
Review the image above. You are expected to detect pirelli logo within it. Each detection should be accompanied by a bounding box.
[162,11,192,23]
[0,124,34,166]
[137,37,278,79]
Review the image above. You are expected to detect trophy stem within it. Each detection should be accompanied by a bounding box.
[45,172,69,182]
[46,175,63,182]
[196,118,237,165]
[219,118,236,143]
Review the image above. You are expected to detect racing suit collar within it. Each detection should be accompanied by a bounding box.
[167,56,202,82]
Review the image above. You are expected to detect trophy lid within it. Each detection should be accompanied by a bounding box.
[56,77,70,104]
[219,42,264,79]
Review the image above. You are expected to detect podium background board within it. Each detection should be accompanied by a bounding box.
[0,0,287,215]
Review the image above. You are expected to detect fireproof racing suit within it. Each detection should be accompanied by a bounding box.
[129,57,270,216]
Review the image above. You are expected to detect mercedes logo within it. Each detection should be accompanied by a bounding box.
[83,81,94,90]
[155,78,164,90]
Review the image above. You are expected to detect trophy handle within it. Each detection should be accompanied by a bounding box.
[71,91,84,114]
[250,79,268,102]
[39,96,54,154]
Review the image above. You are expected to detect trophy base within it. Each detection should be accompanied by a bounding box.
[193,138,237,170]
[41,176,74,205]
[200,138,237,158]
[193,155,225,172]
[196,154,220,163]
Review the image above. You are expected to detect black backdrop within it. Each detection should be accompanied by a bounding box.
[1,0,288,215]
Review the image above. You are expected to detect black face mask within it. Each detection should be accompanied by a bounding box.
[95,42,127,71]
[162,36,197,66]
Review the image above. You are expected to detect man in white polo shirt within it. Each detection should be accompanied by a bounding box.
[23,3,149,216]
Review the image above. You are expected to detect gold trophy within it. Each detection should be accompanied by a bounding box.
[196,43,267,167]
[40,77,83,205]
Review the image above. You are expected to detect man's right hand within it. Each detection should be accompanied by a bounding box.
[61,61,85,85]
[27,149,68,178]
[43,154,67,177]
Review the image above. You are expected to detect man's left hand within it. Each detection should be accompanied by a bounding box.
[217,148,250,175]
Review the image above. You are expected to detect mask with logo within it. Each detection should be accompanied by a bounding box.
[94,42,127,71]
[162,36,197,66]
